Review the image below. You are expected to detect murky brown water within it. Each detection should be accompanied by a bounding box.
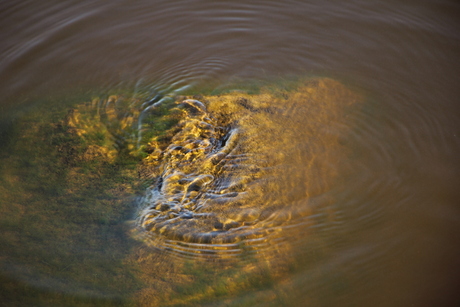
[1,0,459,306]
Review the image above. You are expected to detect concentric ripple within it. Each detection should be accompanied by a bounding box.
[131,78,362,258]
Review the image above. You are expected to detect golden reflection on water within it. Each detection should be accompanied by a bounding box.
[132,78,361,257]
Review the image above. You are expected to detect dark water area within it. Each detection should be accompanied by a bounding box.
[1,0,460,306]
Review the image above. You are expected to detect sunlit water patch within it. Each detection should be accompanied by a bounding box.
[130,79,362,260]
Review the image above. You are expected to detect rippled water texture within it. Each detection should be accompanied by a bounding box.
[1,1,460,306]
[131,79,361,259]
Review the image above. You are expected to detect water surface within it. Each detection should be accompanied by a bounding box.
[1,1,459,306]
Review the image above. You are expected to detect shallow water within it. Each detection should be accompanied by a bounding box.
[1,1,460,306]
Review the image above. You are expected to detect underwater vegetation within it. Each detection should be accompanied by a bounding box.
[0,77,361,306]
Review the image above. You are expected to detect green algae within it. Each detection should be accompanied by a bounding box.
[0,98,144,306]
